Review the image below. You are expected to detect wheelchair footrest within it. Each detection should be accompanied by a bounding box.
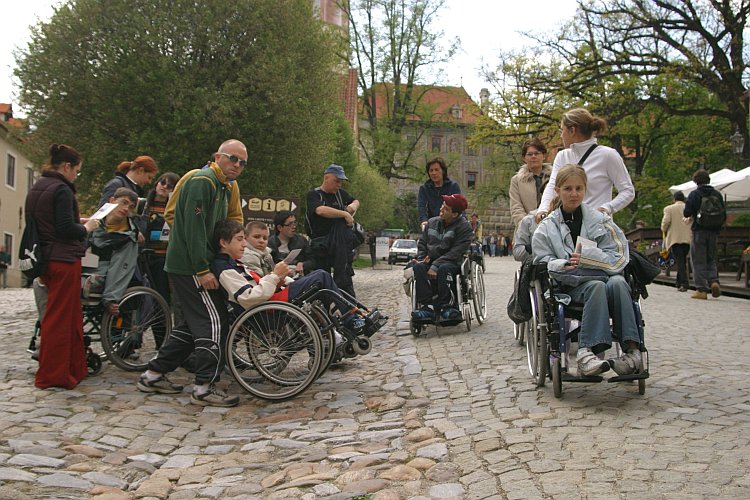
[436,317,463,327]
[562,373,604,383]
[607,371,649,383]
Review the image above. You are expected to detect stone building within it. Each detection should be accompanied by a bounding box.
[0,103,36,288]
[359,85,515,234]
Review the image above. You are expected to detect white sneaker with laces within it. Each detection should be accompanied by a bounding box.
[610,349,642,376]
[577,347,609,376]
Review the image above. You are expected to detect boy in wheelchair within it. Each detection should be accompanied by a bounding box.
[410,194,472,322]
[211,220,384,340]
[532,164,641,377]
[85,187,140,316]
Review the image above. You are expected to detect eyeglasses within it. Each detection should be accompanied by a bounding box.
[217,152,247,168]
[283,222,298,227]
[159,179,175,190]
[525,152,543,157]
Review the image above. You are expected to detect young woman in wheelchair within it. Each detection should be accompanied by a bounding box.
[211,220,383,338]
[532,164,641,377]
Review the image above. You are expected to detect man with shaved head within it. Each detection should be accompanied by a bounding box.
[137,139,248,407]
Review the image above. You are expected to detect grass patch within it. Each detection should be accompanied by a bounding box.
[353,257,374,269]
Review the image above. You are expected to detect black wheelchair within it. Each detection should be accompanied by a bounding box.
[225,283,387,401]
[406,253,487,336]
[525,263,650,398]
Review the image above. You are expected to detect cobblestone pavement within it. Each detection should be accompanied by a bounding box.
[1,258,750,499]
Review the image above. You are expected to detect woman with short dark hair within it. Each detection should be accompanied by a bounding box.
[417,157,461,230]
[509,138,551,227]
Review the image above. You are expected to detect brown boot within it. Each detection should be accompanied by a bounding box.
[710,282,721,298]
[691,290,707,300]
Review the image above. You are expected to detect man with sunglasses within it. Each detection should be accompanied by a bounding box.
[137,139,248,407]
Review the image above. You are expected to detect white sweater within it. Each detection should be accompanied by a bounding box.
[538,137,635,215]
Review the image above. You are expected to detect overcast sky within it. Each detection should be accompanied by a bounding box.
[0,0,580,114]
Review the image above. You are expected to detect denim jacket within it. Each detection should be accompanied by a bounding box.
[532,203,629,287]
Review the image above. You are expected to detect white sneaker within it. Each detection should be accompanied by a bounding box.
[577,347,609,376]
[610,349,642,376]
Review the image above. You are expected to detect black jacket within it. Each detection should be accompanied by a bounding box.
[684,184,724,232]
[417,215,472,271]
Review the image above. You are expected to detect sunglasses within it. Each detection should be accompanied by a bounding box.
[217,152,248,168]
[159,179,175,190]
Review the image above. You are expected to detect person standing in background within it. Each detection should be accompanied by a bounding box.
[98,155,158,208]
[418,157,461,230]
[509,138,551,228]
[661,191,692,292]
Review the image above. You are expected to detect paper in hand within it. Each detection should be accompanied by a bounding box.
[89,202,119,221]
[575,236,596,253]
[283,248,302,264]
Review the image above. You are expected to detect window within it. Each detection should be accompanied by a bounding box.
[3,233,12,266]
[449,138,460,153]
[27,167,35,191]
[451,104,463,119]
[6,154,16,188]
[431,136,443,153]
[467,172,477,189]
[466,145,477,157]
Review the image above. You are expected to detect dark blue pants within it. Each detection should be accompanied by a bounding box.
[288,269,350,315]
[413,262,460,310]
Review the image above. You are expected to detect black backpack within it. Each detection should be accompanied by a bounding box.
[18,208,47,280]
[696,190,726,229]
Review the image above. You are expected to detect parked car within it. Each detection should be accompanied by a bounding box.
[388,238,418,264]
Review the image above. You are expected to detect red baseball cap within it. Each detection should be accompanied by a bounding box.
[441,194,468,213]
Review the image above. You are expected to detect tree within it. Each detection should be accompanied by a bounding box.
[14,0,343,207]
[341,0,458,180]
[528,0,750,160]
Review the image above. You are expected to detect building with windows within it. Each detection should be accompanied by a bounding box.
[0,103,35,288]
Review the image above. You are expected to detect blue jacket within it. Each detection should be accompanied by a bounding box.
[532,203,629,287]
[417,179,461,223]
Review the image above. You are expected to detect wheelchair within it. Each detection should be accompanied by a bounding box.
[225,283,387,401]
[407,253,487,336]
[526,263,649,398]
[81,249,171,373]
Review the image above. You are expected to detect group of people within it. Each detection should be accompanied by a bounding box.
[25,138,377,406]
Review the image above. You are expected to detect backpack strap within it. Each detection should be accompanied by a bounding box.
[577,144,598,166]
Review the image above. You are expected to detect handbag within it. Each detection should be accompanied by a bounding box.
[352,222,366,246]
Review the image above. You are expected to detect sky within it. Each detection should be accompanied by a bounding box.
[0,0,580,115]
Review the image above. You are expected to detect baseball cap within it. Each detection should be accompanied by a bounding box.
[324,164,348,180]
[441,194,468,213]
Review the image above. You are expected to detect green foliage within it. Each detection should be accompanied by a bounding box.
[731,212,750,227]
[347,162,395,231]
[391,192,420,233]
[15,0,343,206]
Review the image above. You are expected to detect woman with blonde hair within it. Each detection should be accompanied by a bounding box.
[535,108,634,223]
[532,164,641,377]
[98,155,158,208]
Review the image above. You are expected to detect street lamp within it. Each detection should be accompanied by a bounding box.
[730,129,744,156]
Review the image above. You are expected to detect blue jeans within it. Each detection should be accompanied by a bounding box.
[691,230,718,292]
[566,275,639,352]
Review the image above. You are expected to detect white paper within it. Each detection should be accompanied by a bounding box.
[575,236,596,253]
[283,248,302,264]
[89,202,119,221]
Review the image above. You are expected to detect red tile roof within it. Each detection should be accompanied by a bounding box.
[363,84,481,125]
[0,103,11,115]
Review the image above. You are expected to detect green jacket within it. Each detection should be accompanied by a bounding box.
[165,163,231,276]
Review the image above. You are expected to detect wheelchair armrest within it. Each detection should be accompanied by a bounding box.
[289,282,322,306]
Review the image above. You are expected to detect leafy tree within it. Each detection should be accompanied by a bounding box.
[15,0,343,206]
[341,0,459,180]
[346,162,394,230]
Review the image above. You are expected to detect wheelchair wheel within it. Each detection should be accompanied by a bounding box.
[529,283,547,387]
[307,303,336,379]
[638,378,646,395]
[552,357,562,398]
[456,272,471,331]
[526,284,540,378]
[226,302,323,401]
[87,349,103,376]
[536,325,548,387]
[409,279,423,337]
[470,262,487,325]
[100,286,171,371]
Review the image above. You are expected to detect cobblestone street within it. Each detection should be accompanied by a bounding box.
[1,257,750,499]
